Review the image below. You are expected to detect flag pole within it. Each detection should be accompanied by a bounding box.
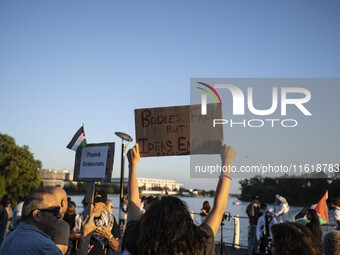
[86,181,96,215]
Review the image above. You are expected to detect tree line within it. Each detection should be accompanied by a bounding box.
[239,173,340,206]
[0,133,42,205]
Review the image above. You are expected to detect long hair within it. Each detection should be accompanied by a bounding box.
[123,196,209,255]
[202,201,211,213]
[271,222,322,255]
[323,230,340,255]
[306,209,322,246]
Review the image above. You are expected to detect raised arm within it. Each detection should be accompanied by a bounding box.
[275,203,285,217]
[203,144,237,236]
[127,144,141,222]
[77,215,96,255]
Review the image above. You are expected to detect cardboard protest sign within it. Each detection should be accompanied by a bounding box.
[73,142,115,181]
[135,104,223,157]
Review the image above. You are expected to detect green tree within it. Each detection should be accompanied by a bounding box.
[208,190,216,197]
[0,133,42,204]
[239,173,337,206]
[179,187,187,193]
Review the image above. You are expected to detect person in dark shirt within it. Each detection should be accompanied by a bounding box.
[122,143,237,255]
[50,187,71,255]
[246,195,261,255]
[200,201,212,223]
[64,200,82,255]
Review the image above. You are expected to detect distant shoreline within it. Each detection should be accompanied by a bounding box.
[66,192,240,198]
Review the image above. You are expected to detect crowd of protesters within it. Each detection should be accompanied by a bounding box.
[1,143,340,255]
[245,194,340,255]
[246,194,289,254]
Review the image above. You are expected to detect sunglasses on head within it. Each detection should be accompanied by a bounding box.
[30,206,61,217]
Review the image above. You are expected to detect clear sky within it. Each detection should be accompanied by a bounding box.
[1,0,339,193]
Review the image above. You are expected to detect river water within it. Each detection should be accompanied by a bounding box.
[69,195,333,247]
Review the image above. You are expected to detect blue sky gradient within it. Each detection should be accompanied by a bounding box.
[1,0,339,192]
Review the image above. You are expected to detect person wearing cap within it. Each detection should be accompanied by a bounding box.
[256,207,277,253]
[86,190,119,255]
[246,195,261,255]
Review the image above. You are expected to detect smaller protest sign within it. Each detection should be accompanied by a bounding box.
[73,142,115,182]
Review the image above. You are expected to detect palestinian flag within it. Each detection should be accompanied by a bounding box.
[294,191,329,225]
[66,126,87,152]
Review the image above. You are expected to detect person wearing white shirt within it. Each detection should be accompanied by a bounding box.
[274,194,289,223]
[256,208,277,253]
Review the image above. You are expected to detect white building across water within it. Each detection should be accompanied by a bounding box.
[39,169,182,195]
[39,169,75,188]
[110,177,183,195]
